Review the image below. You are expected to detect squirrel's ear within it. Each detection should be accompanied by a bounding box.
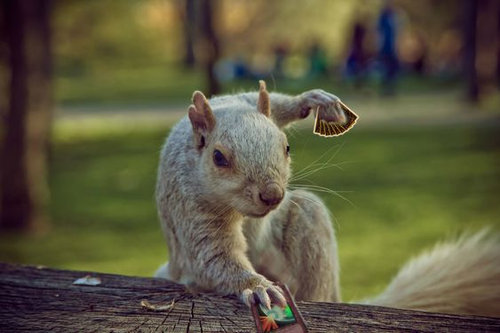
[258,80,271,117]
[188,91,216,149]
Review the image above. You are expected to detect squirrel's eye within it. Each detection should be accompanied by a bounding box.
[213,149,230,167]
[286,145,290,156]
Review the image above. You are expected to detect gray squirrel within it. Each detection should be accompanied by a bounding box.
[155,81,500,317]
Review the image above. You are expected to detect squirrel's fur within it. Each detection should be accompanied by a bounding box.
[366,229,500,317]
[155,81,500,317]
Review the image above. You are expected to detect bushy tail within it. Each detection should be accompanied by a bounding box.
[365,229,500,317]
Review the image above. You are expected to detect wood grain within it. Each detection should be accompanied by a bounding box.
[1,263,499,332]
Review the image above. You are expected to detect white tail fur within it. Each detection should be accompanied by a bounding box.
[364,229,500,317]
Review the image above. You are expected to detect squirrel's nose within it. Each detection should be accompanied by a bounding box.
[259,182,284,207]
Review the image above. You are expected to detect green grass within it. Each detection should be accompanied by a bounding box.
[56,65,205,106]
[56,63,461,106]
[1,121,499,302]
[296,126,500,300]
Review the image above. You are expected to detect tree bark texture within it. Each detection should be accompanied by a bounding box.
[1,263,499,332]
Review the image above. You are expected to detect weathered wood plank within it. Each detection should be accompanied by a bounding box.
[1,262,499,332]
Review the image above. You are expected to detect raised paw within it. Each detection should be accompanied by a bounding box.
[240,282,287,309]
[300,89,340,109]
[298,89,345,122]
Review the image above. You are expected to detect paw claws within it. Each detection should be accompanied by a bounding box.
[240,282,287,309]
[267,286,287,308]
[255,286,272,309]
[241,289,254,307]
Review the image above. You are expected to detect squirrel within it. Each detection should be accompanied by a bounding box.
[155,81,500,317]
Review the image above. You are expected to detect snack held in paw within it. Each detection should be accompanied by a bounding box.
[313,100,358,137]
[251,283,308,333]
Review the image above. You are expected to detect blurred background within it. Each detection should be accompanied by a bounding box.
[0,0,499,302]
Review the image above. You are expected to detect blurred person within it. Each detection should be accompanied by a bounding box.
[411,33,427,75]
[214,56,255,82]
[398,30,428,76]
[273,43,289,79]
[377,1,399,95]
[307,41,329,78]
[435,30,462,79]
[233,57,254,79]
[345,20,368,87]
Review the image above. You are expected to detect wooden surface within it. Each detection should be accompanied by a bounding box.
[1,262,499,332]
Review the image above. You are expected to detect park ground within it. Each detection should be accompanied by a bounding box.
[1,75,500,302]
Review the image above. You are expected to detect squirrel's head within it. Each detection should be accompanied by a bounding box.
[188,81,290,218]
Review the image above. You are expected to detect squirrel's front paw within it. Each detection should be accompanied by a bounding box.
[299,89,345,121]
[240,278,287,309]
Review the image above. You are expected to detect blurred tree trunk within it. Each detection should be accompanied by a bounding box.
[0,0,53,233]
[182,0,196,68]
[198,0,220,96]
[463,0,479,102]
[475,0,499,93]
[496,2,500,88]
